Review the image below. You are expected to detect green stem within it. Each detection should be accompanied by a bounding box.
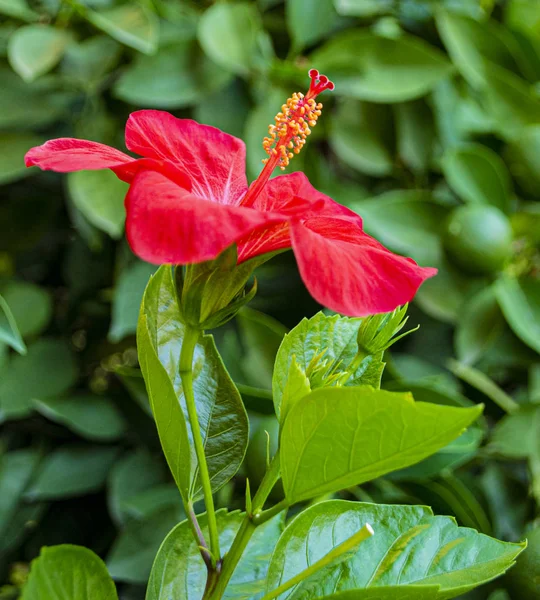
[208,453,284,599]
[448,359,519,414]
[180,325,221,566]
[259,524,375,600]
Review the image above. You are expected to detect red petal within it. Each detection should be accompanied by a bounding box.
[125,170,283,265]
[238,172,362,262]
[247,171,361,223]
[24,139,136,181]
[125,111,248,205]
[291,217,437,316]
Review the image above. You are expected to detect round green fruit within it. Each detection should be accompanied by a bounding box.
[245,415,283,500]
[506,527,540,599]
[443,205,513,275]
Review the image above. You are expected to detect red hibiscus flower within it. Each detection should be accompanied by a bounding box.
[25,70,436,317]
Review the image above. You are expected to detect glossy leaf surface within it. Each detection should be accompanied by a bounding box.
[265,500,524,599]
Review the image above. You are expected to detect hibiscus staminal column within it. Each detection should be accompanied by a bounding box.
[242,69,334,207]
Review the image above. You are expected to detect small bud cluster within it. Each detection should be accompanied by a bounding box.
[262,69,334,170]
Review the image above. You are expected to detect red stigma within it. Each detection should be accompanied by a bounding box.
[307,69,335,98]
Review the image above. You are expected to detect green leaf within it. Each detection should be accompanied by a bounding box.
[109,261,156,343]
[138,266,249,501]
[0,339,78,421]
[330,100,394,177]
[0,66,74,130]
[25,445,119,500]
[0,294,26,354]
[273,312,384,421]
[146,510,283,600]
[353,191,448,267]
[286,0,339,51]
[495,276,540,354]
[482,61,540,140]
[436,11,519,88]
[85,4,159,55]
[235,307,287,389]
[506,125,540,197]
[0,449,41,539]
[280,386,483,503]
[394,99,435,173]
[61,36,122,91]
[0,0,39,22]
[107,505,184,584]
[22,545,118,600]
[489,404,540,459]
[265,500,524,600]
[0,132,45,185]
[68,170,128,239]
[114,40,231,109]
[107,449,167,526]
[0,281,52,338]
[198,2,272,75]
[8,25,70,82]
[455,286,505,365]
[33,394,127,442]
[312,30,453,102]
[442,144,512,213]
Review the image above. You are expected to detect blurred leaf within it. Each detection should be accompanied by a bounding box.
[109,261,156,343]
[334,0,392,16]
[394,99,434,173]
[437,11,519,88]
[108,449,167,526]
[244,87,286,178]
[416,257,484,324]
[25,445,119,500]
[456,286,505,365]
[495,275,540,354]
[506,124,540,196]
[85,4,159,55]
[0,281,52,339]
[0,449,40,539]
[442,144,512,213]
[33,394,127,442]
[0,133,45,185]
[0,294,26,354]
[194,80,250,138]
[67,170,128,239]
[482,61,540,140]
[0,0,39,21]
[481,463,529,541]
[235,307,287,389]
[22,545,118,600]
[146,510,283,600]
[61,36,122,90]
[281,386,482,503]
[0,66,75,129]
[489,404,540,458]
[354,190,448,266]
[287,0,340,51]
[0,339,77,421]
[8,25,70,82]
[330,99,394,176]
[312,30,453,102]
[107,505,183,584]
[114,39,231,108]
[265,500,523,599]
[198,2,272,75]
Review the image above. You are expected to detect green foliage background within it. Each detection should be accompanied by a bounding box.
[1,0,540,598]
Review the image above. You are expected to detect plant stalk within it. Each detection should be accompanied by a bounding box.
[207,453,284,599]
[179,325,221,567]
